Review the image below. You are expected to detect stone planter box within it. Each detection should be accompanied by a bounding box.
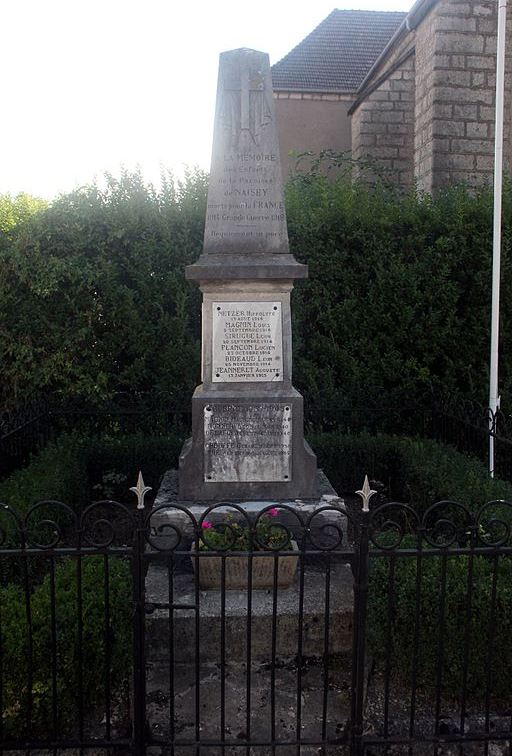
[191,542,299,590]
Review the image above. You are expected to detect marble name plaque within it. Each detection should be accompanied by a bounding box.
[212,301,283,382]
[204,403,292,482]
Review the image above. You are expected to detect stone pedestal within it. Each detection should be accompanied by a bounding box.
[179,279,316,501]
[179,47,317,502]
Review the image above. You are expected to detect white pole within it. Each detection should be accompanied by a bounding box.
[489,0,507,476]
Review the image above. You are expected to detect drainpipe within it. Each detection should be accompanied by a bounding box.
[489,0,507,476]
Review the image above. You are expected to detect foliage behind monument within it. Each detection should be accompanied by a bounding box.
[1,168,511,418]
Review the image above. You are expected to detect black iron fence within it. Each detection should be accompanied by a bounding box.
[0,489,511,754]
[3,391,512,482]
[0,393,190,479]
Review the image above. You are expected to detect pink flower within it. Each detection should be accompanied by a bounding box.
[268,507,279,517]
[202,520,213,529]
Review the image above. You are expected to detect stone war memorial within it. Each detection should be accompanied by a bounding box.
[145,48,353,751]
[178,47,320,504]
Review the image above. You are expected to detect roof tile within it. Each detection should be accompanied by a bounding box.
[271,9,407,93]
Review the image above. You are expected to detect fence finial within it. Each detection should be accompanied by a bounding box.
[356,475,377,513]
[130,471,152,510]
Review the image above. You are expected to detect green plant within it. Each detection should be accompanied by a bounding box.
[367,543,512,698]
[0,434,90,515]
[0,431,184,515]
[3,169,512,431]
[311,431,512,513]
[199,509,292,551]
[1,555,131,737]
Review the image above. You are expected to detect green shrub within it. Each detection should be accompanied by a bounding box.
[311,431,512,513]
[3,170,512,428]
[0,431,183,514]
[0,434,90,515]
[287,174,512,422]
[1,555,131,737]
[368,545,512,698]
[86,431,183,499]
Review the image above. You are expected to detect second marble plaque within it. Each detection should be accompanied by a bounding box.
[212,301,283,382]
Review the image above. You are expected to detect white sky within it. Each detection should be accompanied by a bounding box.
[1,0,412,199]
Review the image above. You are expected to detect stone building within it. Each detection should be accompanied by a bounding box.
[271,9,407,174]
[272,0,512,191]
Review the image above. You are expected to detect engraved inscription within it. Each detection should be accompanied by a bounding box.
[204,49,289,254]
[212,301,283,383]
[204,403,292,482]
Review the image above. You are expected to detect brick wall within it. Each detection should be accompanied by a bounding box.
[351,49,416,187]
[351,0,512,193]
[427,0,512,190]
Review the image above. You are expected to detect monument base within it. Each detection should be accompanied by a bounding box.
[179,385,318,501]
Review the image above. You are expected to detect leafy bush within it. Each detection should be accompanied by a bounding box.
[3,170,512,429]
[0,170,204,406]
[1,555,131,737]
[368,545,512,698]
[86,431,183,500]
[287,174,512,423]
[0,431,183,515]
[0,434,90,514]
[312,431,512,513]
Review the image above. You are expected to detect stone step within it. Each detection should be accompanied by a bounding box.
[145,657,352,756]
[145,562,354,663]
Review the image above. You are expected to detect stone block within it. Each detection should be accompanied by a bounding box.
[432,119,465,136]
[388,123,410,134]
[394,100,415,111]
[450,138,494,153]
[392,159,413,171]
[357,134,377,147]
[478,18,498,32]
[371,110,404,123]
[446,153,476,169]
[473,3,494,15]
[435,86,493,104]
[368,89,392,102]
[437,15,477,31]
[436,33,484,54]
[370,146,399,158]
[390,78,414,92]
[476,155,495,170]
[472,72,486,86]
[485,36,498,54]
[360,121,389,134]
[434,54,452,67]
[466,122,488,137]
[436,103,455,117]
[376,133,405,146]
[466,54,496,69]
[450,54,466,67]
[479,105,496,120]
[443,3,471,15]
[436,69,472,86]
[433,136,451,152]
[179,387,317,501]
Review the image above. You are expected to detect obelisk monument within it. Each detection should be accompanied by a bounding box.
[179,48,317,501]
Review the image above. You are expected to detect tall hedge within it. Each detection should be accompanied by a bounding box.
[1,170,511,422]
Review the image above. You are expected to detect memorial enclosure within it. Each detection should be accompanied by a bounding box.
[1,42,512,756]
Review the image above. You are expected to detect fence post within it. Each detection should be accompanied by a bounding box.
[130,473,151,755]
[350,477,375,756]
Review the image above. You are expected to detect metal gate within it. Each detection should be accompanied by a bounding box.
[0,482,511,754]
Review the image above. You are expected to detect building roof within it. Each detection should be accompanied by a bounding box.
[271,9,407,93]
